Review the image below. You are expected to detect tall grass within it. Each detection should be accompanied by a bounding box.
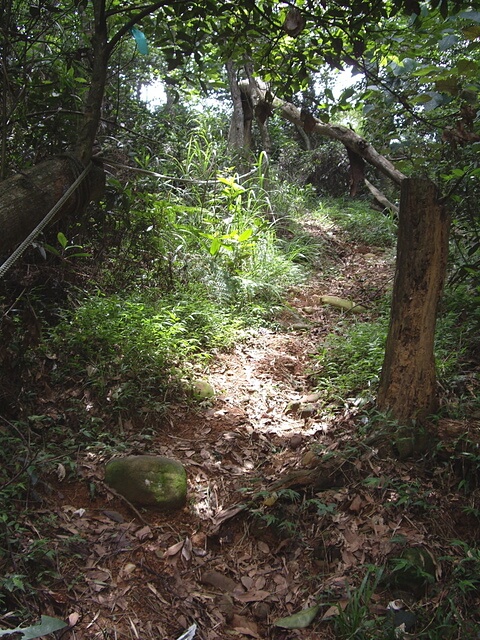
[44,125,319,415]
[313,197,397,247]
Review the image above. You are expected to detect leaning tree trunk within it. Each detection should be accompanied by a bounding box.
[377,178,450,427]
[0,156,104,257]
[239,79,406,186]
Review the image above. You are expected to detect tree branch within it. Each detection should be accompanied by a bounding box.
[242,80,406,185]
[107,1,170,55]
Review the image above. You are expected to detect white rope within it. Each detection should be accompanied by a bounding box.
[0,161,92,278]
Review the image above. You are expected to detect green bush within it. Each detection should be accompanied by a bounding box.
[47,283,240,390]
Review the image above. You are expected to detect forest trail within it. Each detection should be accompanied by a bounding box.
[42,216,403,640]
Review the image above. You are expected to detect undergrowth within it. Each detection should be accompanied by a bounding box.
[313,282,480,414]
[312,197,398,248]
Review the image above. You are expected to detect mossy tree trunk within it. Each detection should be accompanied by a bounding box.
[377,178,450,425]
[0,156,105,257]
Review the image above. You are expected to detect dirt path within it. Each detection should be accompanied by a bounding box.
[40,217,398,640]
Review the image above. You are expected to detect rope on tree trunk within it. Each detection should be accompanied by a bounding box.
[0,159,92,279]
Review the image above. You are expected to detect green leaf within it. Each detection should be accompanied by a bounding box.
[363,103,377,115]
[209,237,222,256]
[424,91,449,111]
[462,25,480,39]
[274,604,321,629]
[410,93,435,104]
[57,232,68,248]
[0,615,68,639]
[44,243,60,257]
[217,176,244,190]
[237,228,253,242]
[413,64,440,77]
[434,77,458,94]
[458,11,480,22]
[438,33,459,51]
[456,59,478,75]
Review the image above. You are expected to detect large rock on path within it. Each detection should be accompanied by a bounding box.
[105,455,187,509]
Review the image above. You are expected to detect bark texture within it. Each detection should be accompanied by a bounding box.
[75,0,108,164]
[226,61,246,150]
[0,156,104,256]
[377,178,450,423]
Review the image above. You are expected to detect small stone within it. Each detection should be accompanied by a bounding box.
[291,322,311,331]
[105,455,187,509]
[289,434,303,449]
[302,449,318,468]
[285,400,301,414]
[299,403,317,419]
[191,379,215,400]
[301,392,323,403]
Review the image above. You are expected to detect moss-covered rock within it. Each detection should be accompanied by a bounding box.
[105,455,187,509]
[191,379,215,400]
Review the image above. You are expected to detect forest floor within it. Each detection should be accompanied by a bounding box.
[10,214,480,640]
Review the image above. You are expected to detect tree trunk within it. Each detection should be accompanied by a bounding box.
[226,61,247,150]
[75,0,108,164]
[0,156,105,257]
[377,178,450,425]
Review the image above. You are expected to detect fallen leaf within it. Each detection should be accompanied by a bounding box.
[257,541,270,554]
[200,570,240,593]
[164,540,185,558]
[231,614,260,638]
[235,590,271,603]
[322,600,349,620]
[0,616,68,638]
[241,576,254,590]
[210,504,246,531]
[135,525,152,540]
[274,604,321,629]
[102,510,124,523]
[181,537,192,562]
[68,612,80,626]
[349,494,363,513]
[122,562,136,575]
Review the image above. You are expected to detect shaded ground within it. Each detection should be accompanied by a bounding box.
[3,216,480,640]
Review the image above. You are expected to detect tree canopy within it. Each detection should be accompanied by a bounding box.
[2,0,479,170]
